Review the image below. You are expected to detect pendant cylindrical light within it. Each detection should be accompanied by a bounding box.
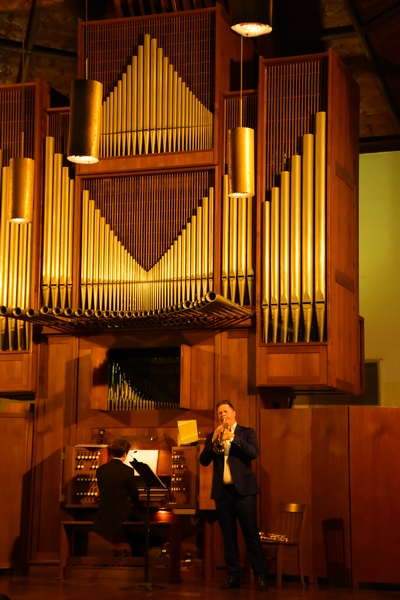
[228,127,255,197]
[8,157,34,223]
[230,0,273,37]
[227,33,255,198]
[67,79,103,164]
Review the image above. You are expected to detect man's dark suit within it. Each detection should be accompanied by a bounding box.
[199,424,267,579]
[93,458,139,533]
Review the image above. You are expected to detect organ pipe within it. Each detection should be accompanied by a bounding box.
[315,111,326,341]
[237,197,247,306]
[302,133,314,342]
[262,200,270,343]
[0,160,33,351]
[221,176,229,299]
[290,155,302,342]
[42,137,54,306]
[246,196,254,306]
[280,171,290,342]
[270,187,280,343]
[229,196,238,303]
[0,166,10,349]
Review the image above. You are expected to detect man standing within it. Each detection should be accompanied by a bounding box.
[199,400,268,591]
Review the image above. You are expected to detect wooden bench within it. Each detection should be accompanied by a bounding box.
[60,520,181,582]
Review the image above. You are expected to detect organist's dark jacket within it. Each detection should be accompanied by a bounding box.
[93,458,139,533]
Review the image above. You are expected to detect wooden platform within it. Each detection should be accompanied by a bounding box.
[60,520,181,582]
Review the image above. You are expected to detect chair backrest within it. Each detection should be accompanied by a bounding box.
[275,502,307,544]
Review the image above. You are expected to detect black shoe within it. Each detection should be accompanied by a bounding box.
[219,577,241,589]
[257,576,268,591]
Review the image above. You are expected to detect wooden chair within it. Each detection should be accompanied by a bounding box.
[261,502,307,588]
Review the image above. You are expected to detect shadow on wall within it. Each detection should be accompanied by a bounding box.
[322,518,351,587]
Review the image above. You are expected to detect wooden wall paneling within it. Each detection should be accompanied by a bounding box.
[30,336,79,563]
[198,442,214,511]
[350,407,400,586]
[256,344,328,388]
[259,409,313,582]
[214,330,228,407]
[75,409,214,443]
[180,344,191,409]
[326,50,360,393]
[187,337,215,411]
[311,408,351,585]
[0,352,35,392]
[0,413,33,569]
[225,331,253,426]
[89,344,109,410]
[203,517,216,580]
[76,339,96,418]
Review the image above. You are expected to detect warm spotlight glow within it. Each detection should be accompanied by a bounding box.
[231,22,272,37]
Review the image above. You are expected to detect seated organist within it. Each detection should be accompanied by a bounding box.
[92,438,144,556]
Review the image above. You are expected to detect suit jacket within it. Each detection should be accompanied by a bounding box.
[199,424,260,500]
[93,458,139,533]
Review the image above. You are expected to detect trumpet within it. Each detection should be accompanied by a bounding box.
[213,419,229,454]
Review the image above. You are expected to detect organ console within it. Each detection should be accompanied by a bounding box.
[62,443,198,512]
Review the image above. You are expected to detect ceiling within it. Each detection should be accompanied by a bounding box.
[1,0,400,153]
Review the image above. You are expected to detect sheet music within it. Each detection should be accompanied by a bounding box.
[124,449,159,475]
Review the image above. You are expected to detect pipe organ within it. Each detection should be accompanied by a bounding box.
[256,51,361,392]
[0,8,363,579]
[82,172,215,310]
[101,33,213,157]
[0,84,43,352]
[0,10,361,395]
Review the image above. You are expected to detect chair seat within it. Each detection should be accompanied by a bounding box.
[262,540,299,546]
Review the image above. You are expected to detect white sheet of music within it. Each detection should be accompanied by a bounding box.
[124,449,159,475]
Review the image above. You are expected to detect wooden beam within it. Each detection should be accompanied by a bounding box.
[344,0,400,129]
[17,0,43,83]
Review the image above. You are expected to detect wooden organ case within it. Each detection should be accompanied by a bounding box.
[0,14,361,392]
[255,50,362,394]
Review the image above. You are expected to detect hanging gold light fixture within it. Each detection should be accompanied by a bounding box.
[8,34,34,223]
[227,37,255,198]
[230,0,273,37]
[228,126,254,198]
[67,79,103,164]
[8,155,34,223]
[67,0,103,164]
[228,1,273,197]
